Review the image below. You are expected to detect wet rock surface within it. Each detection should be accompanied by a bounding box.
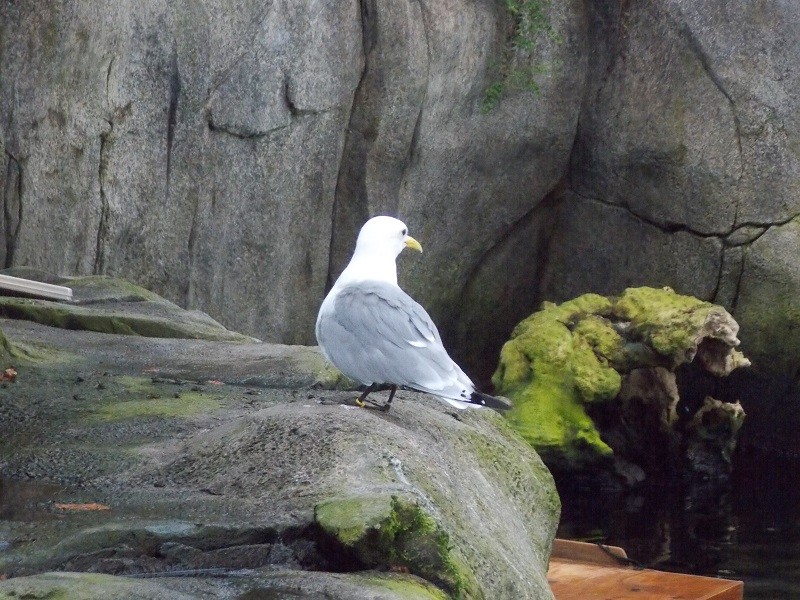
[0,279,559,599]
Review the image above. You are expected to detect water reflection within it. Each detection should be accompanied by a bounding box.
[556,452,800,599]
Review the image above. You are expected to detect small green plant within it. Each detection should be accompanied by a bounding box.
[482,0,558,113]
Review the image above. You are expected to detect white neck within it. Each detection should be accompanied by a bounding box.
[334,251,399,289]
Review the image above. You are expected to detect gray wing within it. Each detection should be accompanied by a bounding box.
[316,281,474,400]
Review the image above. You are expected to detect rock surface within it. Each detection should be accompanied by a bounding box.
[558,0,800,389]
[0,280,559,599]
[2,0,799,453]
[0,268,255,342]
[0,570,453,600]
[0,0,585,358]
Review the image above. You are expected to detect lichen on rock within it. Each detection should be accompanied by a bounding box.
[0,324,15,361]
[493,286,749,478]
[315,494,480,599]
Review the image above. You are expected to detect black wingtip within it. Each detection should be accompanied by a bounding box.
[470,391,512,411]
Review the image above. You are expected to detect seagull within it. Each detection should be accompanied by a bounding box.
[315,216,511,412]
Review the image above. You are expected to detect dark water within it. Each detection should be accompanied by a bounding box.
[556,451,800,599]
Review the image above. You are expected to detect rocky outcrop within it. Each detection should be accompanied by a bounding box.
[492,287,749,482]
[0,268,255,342]
[545,2,800,385]
[2,1,799,451]
[0,0,586,356]
[0,282,559,599]
[0,570,455,600]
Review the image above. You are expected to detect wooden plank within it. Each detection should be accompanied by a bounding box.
[551,538,628,567]
[0,274,73,301]
[549,558,743,600]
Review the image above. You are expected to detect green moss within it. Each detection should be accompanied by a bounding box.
[494,287,747,470]
[354,573,449,600]
[572,315,625,364]
[67,275,163,302]
[0,325,14,359]
[315,495,394,546]
[0,298,140,335]
[314,495,482,599]
[0,321,76,365]
[482,0,558,112]
[302,354,360,391]
[90,377,222,422]
[10,340,76,363]
[614,287,717,363]
[91,392,221,422]
[493,294,617,467]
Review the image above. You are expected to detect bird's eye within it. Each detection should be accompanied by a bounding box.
[401,228,407,236]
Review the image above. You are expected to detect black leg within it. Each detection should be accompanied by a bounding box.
[356,383,396,411]
[355,383,378,407]
[382,385,397,410]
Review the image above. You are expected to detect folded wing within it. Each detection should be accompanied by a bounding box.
[317,281,476,402]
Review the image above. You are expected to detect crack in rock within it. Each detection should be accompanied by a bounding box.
[94,120,113,275]
[206,113,289,140]
[2,150,23,268]
[573,189,800,245]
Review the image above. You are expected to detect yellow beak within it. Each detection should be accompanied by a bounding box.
[404,236,423,253]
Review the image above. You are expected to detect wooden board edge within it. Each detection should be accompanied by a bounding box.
[551,538,629,567]
[0,274,73,301]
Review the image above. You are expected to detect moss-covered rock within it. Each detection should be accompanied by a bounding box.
[0,270,253,342]
[0,288,558,599]
[0,571,202,599]
[613,286,747,370]
[492,294,618,468]
[493,287,750,474]
[315,495,479,599]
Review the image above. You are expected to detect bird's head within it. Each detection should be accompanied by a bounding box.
[355,216,423,259]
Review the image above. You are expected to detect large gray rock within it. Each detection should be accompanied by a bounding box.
[0,0,362,346]
[0,0,586,359]
[0,295,559,599]
[571,1,800,234]
[544,0,800,446]
[3,0,800,444]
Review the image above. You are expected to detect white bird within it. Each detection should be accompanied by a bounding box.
[315,215,510,411]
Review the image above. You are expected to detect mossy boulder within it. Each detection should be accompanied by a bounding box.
[0,572,203,600]
[613,287,749,373]
[491,294,620,468]
[493,287,749,475]
[0,269,253,342]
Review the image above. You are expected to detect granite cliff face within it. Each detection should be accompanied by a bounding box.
[0,0,585,352]
[1,1,799,424]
